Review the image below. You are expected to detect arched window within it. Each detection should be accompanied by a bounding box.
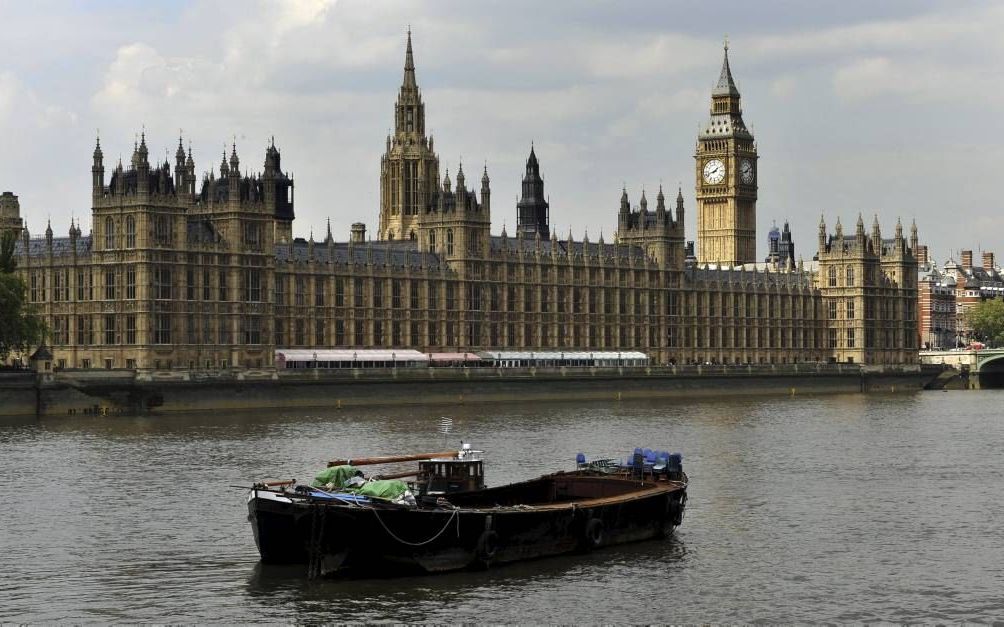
[429,230,436,252]
[846,267,855,287]
[388,231,395,241]
[125,216,136,248]
[446,229,454,255]
[409,231,416,241]
[104,217,115,249]
[828,266,837,287]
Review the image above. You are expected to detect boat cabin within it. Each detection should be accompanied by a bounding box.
[417,457,485,496]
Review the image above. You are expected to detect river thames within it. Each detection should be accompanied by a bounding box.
[2,390,1003,622]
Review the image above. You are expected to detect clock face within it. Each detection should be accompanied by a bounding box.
[703,159,725,185]
[740,159,754,184]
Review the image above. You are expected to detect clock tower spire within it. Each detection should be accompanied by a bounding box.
[695,40,758,266]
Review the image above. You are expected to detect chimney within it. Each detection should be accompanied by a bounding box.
[961,250,973,270]
[350,222,366,243]
[983,251,995,271]
[916,245,929,265]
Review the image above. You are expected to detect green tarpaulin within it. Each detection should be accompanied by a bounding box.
[356,479,409,500]
[312,465,361,488]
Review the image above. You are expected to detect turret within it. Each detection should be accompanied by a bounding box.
[656,185,666,219]
[481,164,490,214]
[172,135,185,190]
[856,213,866,243]
[69,219,78,254]
[136,132,149,195]
[92,135,104,200]
[185,145,196,196]
[871,215,881,249]
[675,187,685,228]
[818,215,826,251]
[514,145,550,238]
[910,220,919,252]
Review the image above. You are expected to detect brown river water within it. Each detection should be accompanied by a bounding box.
[2,390,1003,622]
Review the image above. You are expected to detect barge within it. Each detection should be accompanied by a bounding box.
[247,446,687,577]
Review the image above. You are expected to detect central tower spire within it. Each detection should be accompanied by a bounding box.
[379,29,440,242]
[403,27,417,89]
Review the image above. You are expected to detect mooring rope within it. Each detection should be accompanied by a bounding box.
[306,502,327,579]
[371,506,460,547]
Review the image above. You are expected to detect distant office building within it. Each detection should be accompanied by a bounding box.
[936,249,1004,345]
[916,246,957,350]
[764,221,795,269]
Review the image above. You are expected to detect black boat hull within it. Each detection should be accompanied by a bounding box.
[248,473,687,576]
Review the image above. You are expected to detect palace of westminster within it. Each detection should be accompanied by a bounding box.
[2,33,919,371]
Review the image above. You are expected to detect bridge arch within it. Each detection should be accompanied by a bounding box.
[975,351,1004,388]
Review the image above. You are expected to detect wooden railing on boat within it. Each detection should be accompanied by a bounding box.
[326,451,459,467]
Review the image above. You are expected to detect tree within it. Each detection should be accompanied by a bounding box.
[966,298,1004,347]
[0,231,46,362]
[0,229,15,273]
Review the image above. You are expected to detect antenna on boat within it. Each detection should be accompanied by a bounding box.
[439,416,453,447]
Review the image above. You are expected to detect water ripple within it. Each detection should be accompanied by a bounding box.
[3,391,1004,622]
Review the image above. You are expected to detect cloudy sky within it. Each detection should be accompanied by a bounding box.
[1,0,1002,263]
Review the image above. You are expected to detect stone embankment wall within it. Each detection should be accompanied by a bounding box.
[0,364,944,418]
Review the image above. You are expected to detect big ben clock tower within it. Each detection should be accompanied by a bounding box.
[695,42,758,266]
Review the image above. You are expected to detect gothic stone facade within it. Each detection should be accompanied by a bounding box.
[9,35,917,371]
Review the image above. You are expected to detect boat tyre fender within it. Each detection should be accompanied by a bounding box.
[674,492,687,527]
[584,517,604,549]
[665,492,687,529]
[476,529,499,564]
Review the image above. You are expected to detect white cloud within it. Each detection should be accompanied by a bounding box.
[3,1,1004,259]
[0,71,18,121]
[832,56,1002,104]
[747,5,1004,59]
[582,33,714,80]
[768,76,796,101]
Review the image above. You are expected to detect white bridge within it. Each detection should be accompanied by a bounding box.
[920,348,1004,375]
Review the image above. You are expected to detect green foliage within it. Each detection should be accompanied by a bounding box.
[0,271,46,362]
[0,230,46,362]
[0,230,16,273]
[966,299,1004,347]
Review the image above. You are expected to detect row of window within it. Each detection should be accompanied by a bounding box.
[49,314,266,346]
[826,265,917,289]
[272,275,817,318]
[827,327,916,350]
[29,268,264,303]
[101,215,173,249]
[51,315,138,345]
[270,318,832,352]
